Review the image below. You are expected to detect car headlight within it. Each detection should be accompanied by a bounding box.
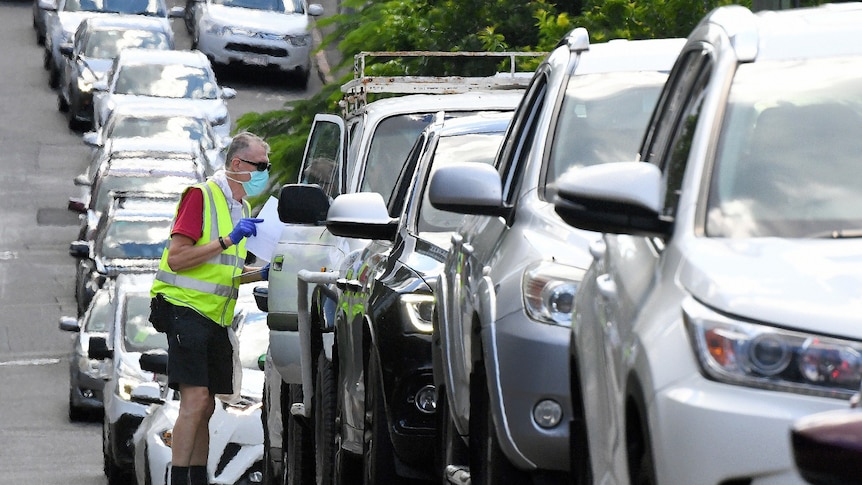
[522,261,583,327]
[285,33,311,47]
[81,357,110,379]
[401,294,434,334]
[202,19,228,36]
[211,111,229,126]
[684,297,862,399]
[159,429,173,448]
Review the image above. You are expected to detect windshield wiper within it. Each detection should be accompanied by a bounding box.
[806,229,862,239]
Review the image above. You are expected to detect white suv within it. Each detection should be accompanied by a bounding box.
[555,4,862,484]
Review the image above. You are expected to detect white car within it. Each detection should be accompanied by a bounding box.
[554,4,862,484]
[187,0,323,87]
[82,103,231,175]
[92,49,237,139]
[132,284,270,485]
[43,0,181,89]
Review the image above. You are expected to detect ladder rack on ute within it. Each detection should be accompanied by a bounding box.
[339,50,546,117]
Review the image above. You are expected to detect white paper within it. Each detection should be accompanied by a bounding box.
[244,196,281,262]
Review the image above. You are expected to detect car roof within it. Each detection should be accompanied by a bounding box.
[361,90,525,123]
[438,111,514,137]
[575,37,687,74]
[116,48,209,67]
[80,14,171,32]
[703,3,862,62]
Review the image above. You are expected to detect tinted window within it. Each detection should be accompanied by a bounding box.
[360,113,434,202]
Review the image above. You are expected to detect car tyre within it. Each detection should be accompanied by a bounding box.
[262,381,282,485]
[314,352,336,485]
[48,64,60,89]
[332,356,362,485]
[285,384,315,485]
[103,416,125,485]
[68,388,86,422]
[58,92,69,112]
[468,363,529,485]
[362,351,402,485]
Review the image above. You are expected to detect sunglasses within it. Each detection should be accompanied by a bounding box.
[237,157,271,172]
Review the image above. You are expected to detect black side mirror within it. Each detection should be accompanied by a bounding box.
[253,286,268,313]
[791,408,862,484]
[69,240,90,258]
[88,336,112,360]
[139,350,169,375]
[278,184,330,224]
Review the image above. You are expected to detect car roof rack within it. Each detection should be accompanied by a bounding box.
[339,51,546,117]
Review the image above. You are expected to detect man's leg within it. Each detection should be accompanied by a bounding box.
[172,385,214,484]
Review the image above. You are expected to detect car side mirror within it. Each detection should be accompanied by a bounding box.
[92,79,108,92]
[69,240,91,258]
[791,408,862,484]
[221,87,237,99]
[60,43,73,58]
[278,184,330,224]
[58,316,80,332]
[73,174,91,187]
[82,132,101,147]
[38,0,57,11]
[88,336,112,360]
[168,5,185,17]
[253,286,268,312]
[139,350,169,375]
[325,192,398,241]
[308,3,323,16]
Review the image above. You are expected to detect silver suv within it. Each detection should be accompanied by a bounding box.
[428,30,683,483]
[555,4,862,484]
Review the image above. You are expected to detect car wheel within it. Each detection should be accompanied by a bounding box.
[468,363,529,485]
[103,416,124,484]
[262,381,281,485]
[314,352,336,485]
[436,385,468,483]
[48,63,60,89]
[183,2,195,34]
[68,388,86,422]
[332,357,361,485]
[43,48,50,70]
[293,68,309,90]
[143,444,153,485]
[628,410,656,485]
[57,91,69,112]
[285,384,314,485]
[362,351,401,484]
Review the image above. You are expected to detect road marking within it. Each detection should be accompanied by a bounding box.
[0,358,61,367]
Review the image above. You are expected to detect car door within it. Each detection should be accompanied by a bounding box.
[585,45,714,480]
[444,66,551,428]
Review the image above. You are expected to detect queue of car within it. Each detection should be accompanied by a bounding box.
[36,1,306,484]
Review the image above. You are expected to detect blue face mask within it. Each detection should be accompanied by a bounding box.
[228,169,269,197]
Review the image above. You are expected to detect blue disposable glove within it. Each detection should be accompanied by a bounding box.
[228,218,264,244]
[261,263,270,281]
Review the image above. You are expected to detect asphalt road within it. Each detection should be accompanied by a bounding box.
[0,1,326,482]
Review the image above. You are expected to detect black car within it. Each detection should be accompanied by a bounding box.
[318,111,513,483]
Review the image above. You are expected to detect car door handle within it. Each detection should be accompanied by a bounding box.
[461,243,473,256]
[596,273,617,300]
[345,280,362,292]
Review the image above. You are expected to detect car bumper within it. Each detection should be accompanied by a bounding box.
[486,312,571,472]
[652,373,848,484]
[197,32,312,72]
[70,366,106,409]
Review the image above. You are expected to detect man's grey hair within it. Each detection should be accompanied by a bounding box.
[224,131,270,168]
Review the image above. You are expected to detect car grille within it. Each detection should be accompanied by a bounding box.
[225,43,288,58]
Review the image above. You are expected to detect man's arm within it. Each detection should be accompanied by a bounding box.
[166,234,226,272]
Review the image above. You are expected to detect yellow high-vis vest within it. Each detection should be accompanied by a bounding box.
[151,180,250,327]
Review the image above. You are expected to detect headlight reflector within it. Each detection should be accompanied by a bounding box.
[401,294,434,333]
[522,261,583,327]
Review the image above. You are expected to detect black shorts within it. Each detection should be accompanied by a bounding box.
[164,302,233,394]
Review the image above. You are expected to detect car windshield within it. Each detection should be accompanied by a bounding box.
[106,116,214,148]
[706,56,862,238]
[64,0,164,16]
[84,30,171,59]
[211,0,302,13]
[547,71,668,185]
[84,290,112,332]
[113,64,218,99]
[122,293,168,353]
[93,174,199,214]
[100,219,170,260]
[360,113,435,202]
[418,131,507,232]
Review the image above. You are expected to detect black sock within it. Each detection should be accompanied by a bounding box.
[189,465,208,485]
[171,466,190,485]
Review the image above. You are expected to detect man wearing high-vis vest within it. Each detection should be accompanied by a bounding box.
[150,131,271,485]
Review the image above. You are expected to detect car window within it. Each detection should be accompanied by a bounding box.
[546,71,668,189]
[706,56,862,238]
[359,113,434,203]
[122,293,167,353]
[418,130,508,232]
[84,290,112,332]
[114,64,218,99]
[212,0,293,13]
[497,67,549,205]
[300,120,342,198]
[84,30,171,58]
[99,219,170,259]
